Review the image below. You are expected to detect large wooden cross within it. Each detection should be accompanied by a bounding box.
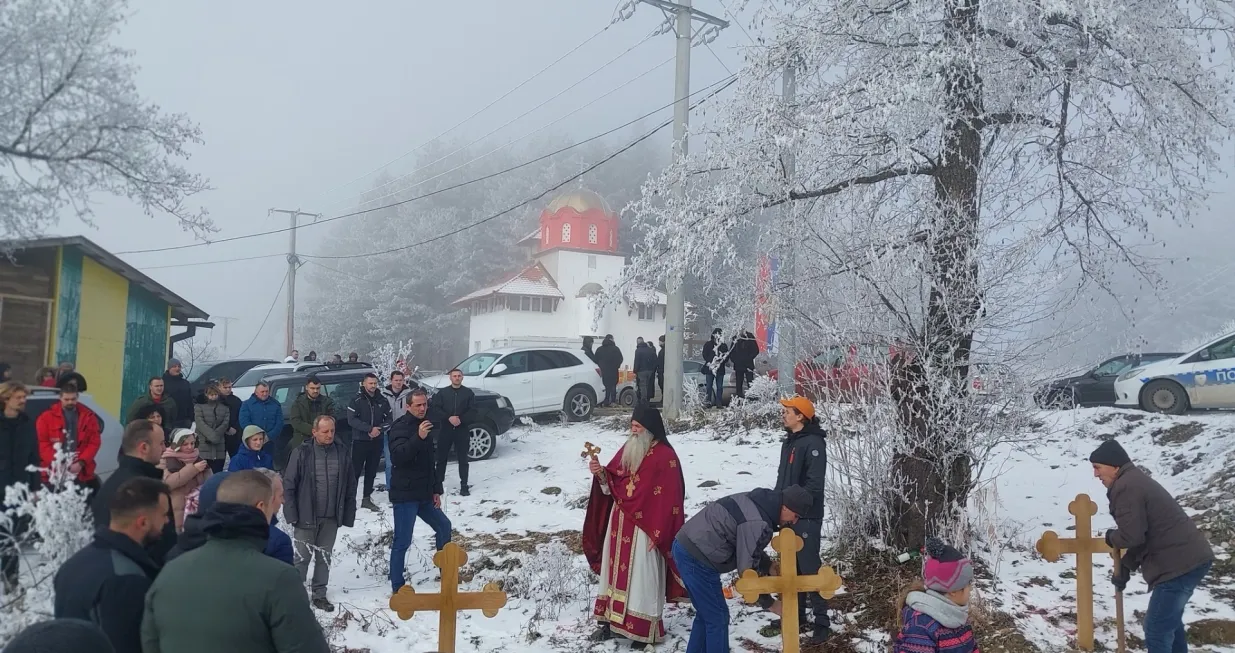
[1035,493,1112,652]
[734,528,843,653]
[388,542,508,653]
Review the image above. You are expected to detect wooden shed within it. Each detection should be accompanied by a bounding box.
[0,236,208,417]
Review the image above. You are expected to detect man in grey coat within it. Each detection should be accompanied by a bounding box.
[1092,440,1213,653]
[283,415,357,612]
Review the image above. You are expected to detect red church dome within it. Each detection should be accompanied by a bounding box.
[539,189,618,254]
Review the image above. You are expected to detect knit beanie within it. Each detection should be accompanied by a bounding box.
[780,485,813,517]
[922,538,973,594]
[1089,439,1131,468]
[4,619,115,653]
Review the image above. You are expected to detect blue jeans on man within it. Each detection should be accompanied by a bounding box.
[672,539,729,653]
[1144,561,1211,653]
[389,501,452,593]
[703,369,725,407]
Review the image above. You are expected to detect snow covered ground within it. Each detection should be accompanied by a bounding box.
[320,408,1235,653]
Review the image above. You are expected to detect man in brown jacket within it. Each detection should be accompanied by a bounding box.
[1091,439,1213,653]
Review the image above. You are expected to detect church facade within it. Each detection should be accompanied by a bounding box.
[452,190,666,367]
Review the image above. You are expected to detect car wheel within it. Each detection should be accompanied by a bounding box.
[1049,389,1077,410]
[565,386,595,422]
[619,387,635,407]
[1140,380,1188,415]
[466,423,496,461]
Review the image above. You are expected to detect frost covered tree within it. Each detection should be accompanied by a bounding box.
[0,0,211,240]
[625,0,1233,547]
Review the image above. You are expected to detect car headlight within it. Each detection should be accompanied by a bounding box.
[1116,368,1142,383]
[496,397,508,409]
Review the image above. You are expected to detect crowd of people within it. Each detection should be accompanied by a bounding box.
[0,353,1217,653]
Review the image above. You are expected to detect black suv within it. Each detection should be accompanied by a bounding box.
[186,358,276,395]
[262,368,516,462]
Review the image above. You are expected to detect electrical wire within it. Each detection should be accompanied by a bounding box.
[115,74,737,256]
[326,30,659,211]
[137,253,286,270]
[308,24,613,203]
[303,76,739,262]
[235,271,288,357]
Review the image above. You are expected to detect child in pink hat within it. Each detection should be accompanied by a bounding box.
[893,538,980,653]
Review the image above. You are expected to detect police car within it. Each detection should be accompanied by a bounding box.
[1113,331,1235,414]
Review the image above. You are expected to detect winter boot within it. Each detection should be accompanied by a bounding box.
[312,597,335,612]
[460,485,471,497]
[589,623,613,642]
[362,496,379,512]
[807,625,830,645]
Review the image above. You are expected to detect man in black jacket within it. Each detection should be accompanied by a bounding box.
[0,381,39,592]
[92,421,177,564]
[656,335,666,399]
[430,369,475,496]
[633,341,658,407]
[595,335,624,407]
[772,396,829,644]
[55,477,169,653]
[161,359,194,429]
[388,388,452,594]
[701,329,729,407]
[347,373,392,512]
[730,331,760,398]
[217,377,244,458]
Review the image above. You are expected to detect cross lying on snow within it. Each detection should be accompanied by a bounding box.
[1036,493,1112,652]
[388,542,508,653]
[734,528,843,653]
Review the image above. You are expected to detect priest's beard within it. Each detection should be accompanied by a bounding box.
[621,431,653,473]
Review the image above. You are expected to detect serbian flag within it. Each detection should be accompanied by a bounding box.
[755,256,778,354]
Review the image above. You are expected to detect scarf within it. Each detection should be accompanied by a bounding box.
[161,446,201,472]
[905,590,970,629]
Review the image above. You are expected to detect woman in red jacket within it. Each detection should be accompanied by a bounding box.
[35,378,101,497]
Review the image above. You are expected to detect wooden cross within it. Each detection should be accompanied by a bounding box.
[388,542,508,653]
[580,441,601,461]
[734,528,843,653]
[1035,493,1112,652]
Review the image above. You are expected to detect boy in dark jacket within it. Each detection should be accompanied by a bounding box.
[673,486,813,652]
[388,388,452,594]
[161,360,194,429]
[55,477,169,653]
[348,373,392,511]
[772,396,830,643]
[429,369,475,496]
[1092,440,1213,652]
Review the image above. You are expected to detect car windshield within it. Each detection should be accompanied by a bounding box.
[185,362,218,384]
[457,353,500,376]
[235,366,282,387]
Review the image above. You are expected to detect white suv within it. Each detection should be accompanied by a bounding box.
[421,347,603,421]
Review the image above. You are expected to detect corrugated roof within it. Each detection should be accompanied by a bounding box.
[516,227,541,245]
[453,262,563,305]
[3,235,209,320]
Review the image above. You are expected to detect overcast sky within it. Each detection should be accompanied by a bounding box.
[56,0,745,359]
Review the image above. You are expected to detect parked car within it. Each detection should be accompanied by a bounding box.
[1034,353,1181,409]
[421,347,603,421]
[794,344,891,401]
[232,361,372,400]
[263,368,515,462]
[25,388,123,480]
[185,358,275,395]
[1114,332,1235,414]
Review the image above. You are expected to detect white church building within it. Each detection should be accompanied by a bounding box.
[452,190,666,367]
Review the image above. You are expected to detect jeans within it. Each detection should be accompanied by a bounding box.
[704,369,726,406]
[353,436,383,499]
[434,428,470,489]
[673,539,729,653]
[390,501,452,593]
[294,518,339,600]
[1144,561,1211,653]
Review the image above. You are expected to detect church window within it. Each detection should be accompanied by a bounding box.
[588,224,598,244]
[531,297,542,312]
[521,296,532,311]
[541,299,555,313]
[588,255,597,269]
[637,304,655,321]
[562,223,571,242]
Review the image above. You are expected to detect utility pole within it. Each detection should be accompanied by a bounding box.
[776,60,797,396]
[269,208,320,357]
[622,0,727,420]
[214,315,237,357]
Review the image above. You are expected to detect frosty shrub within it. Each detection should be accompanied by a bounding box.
[503,541,592,642]
[704,375,784,438]
[369,339,415,384]
[0,444,93,644]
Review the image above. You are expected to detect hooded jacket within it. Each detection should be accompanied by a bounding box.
[142,503,328,653]
[54,529,160,653]
[227,441,273,472]
[168,472,292,565]
[675,488,780,575]
[36,402,101,483]
[773,421,827,520]
[92,456,178,564]
[288,390,336,450]
[382,384,412,421]
[160,448,212,531]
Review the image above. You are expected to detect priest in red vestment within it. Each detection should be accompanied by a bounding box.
[583,405,688,647]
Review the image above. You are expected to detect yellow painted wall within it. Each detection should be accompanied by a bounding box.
[76,257,129,415]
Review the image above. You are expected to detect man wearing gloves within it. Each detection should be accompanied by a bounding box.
[1091,439,1213,653]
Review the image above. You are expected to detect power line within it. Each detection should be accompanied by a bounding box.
[309,24,612,203]
[115,74,737,256]
[303,76,739,262]
[236,271,288,357]
[327,30,659,211]
[137,253,286,270]
[305,259,369,282]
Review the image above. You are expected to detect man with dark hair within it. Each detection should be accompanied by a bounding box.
[284,415,357,612]
[771,396,830,644]
[595,335,623,407]
[388,388,451,594]
[429,368,474,496]
[216,377,243,459]
[382,370,412,489]
[634,340,658,407]
[348,352,359,363]
[93,421,176,563]
[124,377,177,427]
[55,477,170,653]
[701,328,729,407]
[239,382,284,462]
[143,470,329,653]
[729,331,760,398]
[287,375,335,472]
[162,359,194,429]
[656,335,666,400]
[348,372,391,510]
[36,377,102,495]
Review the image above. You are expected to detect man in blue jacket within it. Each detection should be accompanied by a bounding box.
[239,382,284,459]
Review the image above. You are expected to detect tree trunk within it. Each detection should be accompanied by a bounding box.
[888,0,982,550]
